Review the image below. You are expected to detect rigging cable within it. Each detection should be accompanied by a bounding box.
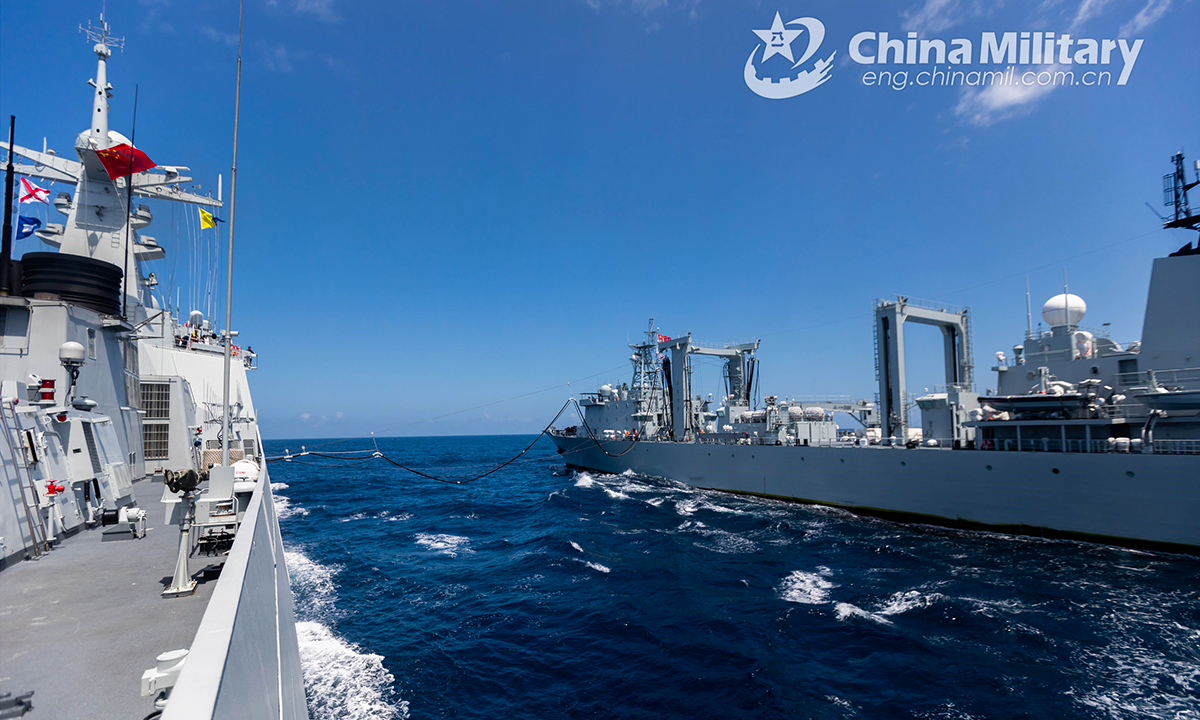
[266,397,641,483]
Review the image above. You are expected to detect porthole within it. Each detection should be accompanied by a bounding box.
[900,461,906,467]
[1052,468,1060,474]
[1126,471,1135,478]
[986,465,993,471]
[840,458,845,464]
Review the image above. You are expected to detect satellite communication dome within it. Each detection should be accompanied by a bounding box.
[1041,293,1087,327]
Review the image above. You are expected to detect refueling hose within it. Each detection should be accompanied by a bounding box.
[265,397,642,484]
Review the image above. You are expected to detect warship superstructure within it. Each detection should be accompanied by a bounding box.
[0,17,307,719]
[551,154,1200,553]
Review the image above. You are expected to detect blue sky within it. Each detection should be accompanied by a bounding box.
[2,0,1197,439]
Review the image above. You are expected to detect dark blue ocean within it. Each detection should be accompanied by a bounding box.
[264,435,1200,720]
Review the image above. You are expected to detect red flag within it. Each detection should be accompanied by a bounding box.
[657,334,671,342]
[95,143,156,180]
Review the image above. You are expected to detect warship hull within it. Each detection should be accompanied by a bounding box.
[551,435,1200,552]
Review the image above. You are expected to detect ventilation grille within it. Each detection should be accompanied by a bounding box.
[80,422,103,474]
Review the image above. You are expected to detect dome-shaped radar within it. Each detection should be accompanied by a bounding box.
[1042,293,1087,327]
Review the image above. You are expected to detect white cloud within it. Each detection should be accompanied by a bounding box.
[300,412,311,421]
[200,26,238,46]
[585,0,700,21]
[953,67,1063,126]
[902,0,996,33]
[292,0,339,23]
[1070,0,1114,27]
[255,39,298,73]
[1121,0,1172,35]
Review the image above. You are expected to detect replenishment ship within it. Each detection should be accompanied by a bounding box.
[0,15,307,720]
[551,153,1200,554]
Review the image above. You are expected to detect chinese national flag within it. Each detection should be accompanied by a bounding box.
[95,143,156,180]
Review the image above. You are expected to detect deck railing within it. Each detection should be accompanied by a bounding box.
[162,468,309,720]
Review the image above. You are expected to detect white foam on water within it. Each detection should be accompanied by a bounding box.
[287,549,407,720]
[297,621,409,720]
[959,595,1032,617]
[675,499,700,516]
[574,473,596,488]
[274,493,309,519]
[834,602,894,626]
[414,533,471,558]
[674,497,747,517]
[583,561,611,574]
[1070,597,1200,717]
[569,541,583,553]
[286,549,340,620]
[271,482,289,490]
[602,486,630,500]
[340,512,368,522]
[778,568,835,605]
[877,589,945,616]
[684,524,757,554]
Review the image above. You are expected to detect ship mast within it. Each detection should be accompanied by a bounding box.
[221,0,243,467]
[80,14,123,150]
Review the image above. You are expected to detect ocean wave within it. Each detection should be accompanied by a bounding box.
[275,494,309,520]
[674,497,747,517]
[569,541,583,553]
[572,471,632,500]
[271,482,289,490]
[877,589,945,616]
[297,621,408,720]
[834,602,894,626]
[580,560,611,574]
[337,510,413,523]
[414,533,472,558]
[680,523,757,554]
[778,568,835,605]
[287,548,407,720]
[286,549,341,621]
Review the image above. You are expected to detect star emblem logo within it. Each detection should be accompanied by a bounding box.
[752,11,803,63]
[744,12,837,99]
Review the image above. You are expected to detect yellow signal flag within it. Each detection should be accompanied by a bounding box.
[199,208,224,229]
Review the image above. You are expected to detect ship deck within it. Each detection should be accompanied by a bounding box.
[0,478,217,720]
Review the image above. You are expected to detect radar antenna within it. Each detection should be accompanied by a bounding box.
[1162,151,1200,255]
[80,12,124,53]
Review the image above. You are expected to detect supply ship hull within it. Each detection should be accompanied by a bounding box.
[551,435,1200,551]
[551,200,1200,554]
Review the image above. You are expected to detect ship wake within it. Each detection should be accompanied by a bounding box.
[278,482,408,720]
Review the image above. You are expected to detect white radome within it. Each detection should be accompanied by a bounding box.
[1042,293,1086,327]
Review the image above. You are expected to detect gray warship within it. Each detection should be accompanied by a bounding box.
[551,153,1200,554]
[0,16,307,719]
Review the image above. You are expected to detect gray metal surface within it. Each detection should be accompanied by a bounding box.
[0,16,308,720]
[552,241,1200,552]
[0,478,215,719]
[163,472,307,720]
[552,434,1200,550]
